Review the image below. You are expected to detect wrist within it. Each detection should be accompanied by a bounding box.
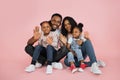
[33,37,39,41]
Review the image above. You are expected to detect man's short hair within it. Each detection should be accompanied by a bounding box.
[51,13,62,20]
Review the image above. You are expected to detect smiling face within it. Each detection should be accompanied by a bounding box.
[51,16,62,29]
[41,22,51,35]
[72,27,81,38]
[64,20,71,33]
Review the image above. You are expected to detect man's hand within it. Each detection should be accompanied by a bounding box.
[33,26,41,40]
[46,37,53,45]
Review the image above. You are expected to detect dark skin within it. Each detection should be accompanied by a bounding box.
[27,16,90,46]
[61,19,90,46]
[27,15,62,45]
[27,23,53,45]
[67,27,85,65]
[27,26,41,45]
[67,27,83,56]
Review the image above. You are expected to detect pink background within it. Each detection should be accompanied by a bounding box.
[0,0,120,80]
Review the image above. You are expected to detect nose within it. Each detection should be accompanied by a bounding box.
[66,25,70,29]
[54,22,58,26]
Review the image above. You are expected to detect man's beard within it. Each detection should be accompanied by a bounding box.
[51,25,58,31]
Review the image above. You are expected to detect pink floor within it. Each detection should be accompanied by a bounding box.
[0,0,120,80]
[0,50,120,80]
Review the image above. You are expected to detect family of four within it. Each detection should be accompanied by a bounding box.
[24,13,105,74]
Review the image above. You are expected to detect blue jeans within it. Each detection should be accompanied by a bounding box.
[46,45,57,62]
[31,45,46,64]
[64,40,97,67]
[67,49,83,63]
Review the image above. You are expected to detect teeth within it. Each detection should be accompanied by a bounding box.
[53,25,57,27]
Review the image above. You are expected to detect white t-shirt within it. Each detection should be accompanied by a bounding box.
[68,34,86,44]
[38,31,59,50]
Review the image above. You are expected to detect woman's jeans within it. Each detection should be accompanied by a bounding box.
[64,40,97,67]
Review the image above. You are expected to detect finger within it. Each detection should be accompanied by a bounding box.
[46,37,50,41]
[34,26,39,32]
[85,31,89,35]
[59,34,62,38]
[48,37,53,42]
[48,37,52,40]
[50,37,53,40]
[35,26,37,30]
[39,32,42,36]
[36,26,39,32]
[60,34,63,37]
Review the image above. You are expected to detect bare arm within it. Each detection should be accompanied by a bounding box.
[27,36,38,45]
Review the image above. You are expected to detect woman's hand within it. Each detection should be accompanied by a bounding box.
[59,34,67,45]
[84,31,90,40]
[33,26,41,40]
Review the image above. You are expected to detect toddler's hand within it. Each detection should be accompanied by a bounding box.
[77,40,83,45]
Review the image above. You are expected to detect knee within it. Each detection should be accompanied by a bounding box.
[74,49,80,52]
[82,40,93,48]
[24,44,33,53]
[84,40,91,44]
[62,46,69,52]
[64,57,70,67]
[67,52,73,57]
[46,45,53,49]
[35,45,42,49]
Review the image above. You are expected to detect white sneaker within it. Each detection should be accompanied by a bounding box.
[72,68,78,73]
[46,65,53,74]
[91,62,102,75]
[97,60,106,67]
[35,62,42,68]
[52,62,63,69]
[25,64,35,72]
[78,68,84,72]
